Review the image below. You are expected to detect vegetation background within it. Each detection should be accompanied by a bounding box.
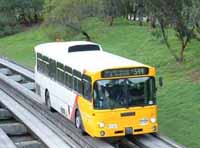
[0,0,199,147]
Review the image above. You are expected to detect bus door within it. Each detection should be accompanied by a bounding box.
[78,76,93,130]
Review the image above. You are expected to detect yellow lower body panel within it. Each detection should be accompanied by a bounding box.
[83,105,158,138]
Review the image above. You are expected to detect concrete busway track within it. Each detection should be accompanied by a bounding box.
[127,134,187,148]
[0,100,46,148]
[0,57,187,148]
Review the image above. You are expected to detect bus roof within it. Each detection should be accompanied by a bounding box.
[34,41,101,52]
[35,41,150,73]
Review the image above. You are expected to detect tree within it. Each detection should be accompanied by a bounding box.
[0,0,44,37]
[190,0,200,40]
[100,0,146,26]
[44,0,99,41]
[15,0,44,26]
[0,0,19,37]
[137,0,145,25]
[100,0,122,26]
[147,0,200,63]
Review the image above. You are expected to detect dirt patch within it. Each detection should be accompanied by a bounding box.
[188,70,200,83]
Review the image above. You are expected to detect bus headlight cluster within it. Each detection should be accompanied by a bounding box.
[99,122,105,128]
[150,117,156,123]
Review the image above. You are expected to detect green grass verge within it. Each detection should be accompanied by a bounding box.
[0,18,200,148]
[0,26,50,68]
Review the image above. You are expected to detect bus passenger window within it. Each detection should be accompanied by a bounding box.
[65,66,73,89]
[49,59,56,80]
[56,62,64,84]
[72,70,82,94]
[72,77,82,94]
[65,73,72,88]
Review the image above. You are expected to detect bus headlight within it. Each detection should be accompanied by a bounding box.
[99,122,105,128]
[150,117,156,123]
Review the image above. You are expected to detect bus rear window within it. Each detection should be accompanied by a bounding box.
[68,45,100,53]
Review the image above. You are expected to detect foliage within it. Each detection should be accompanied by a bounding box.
[100,0,146,26]
[100,0,122,25]
[15,0,45,25]
[0,0,19,37]
[44,0,99,40]
[147,0,200,63]
[0,0,44,38]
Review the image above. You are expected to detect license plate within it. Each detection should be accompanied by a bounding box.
[108,124,118,129]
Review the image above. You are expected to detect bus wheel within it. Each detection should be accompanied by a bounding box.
[45,90,54,112]
[75,110,82,129]
[75,110,86,135]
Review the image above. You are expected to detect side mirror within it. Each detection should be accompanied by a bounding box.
[159,77,163,87]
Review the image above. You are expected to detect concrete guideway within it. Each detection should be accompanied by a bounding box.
[134,134,173,148]
[0,58,34,80]
[152,134,187,148]
[128,134,187,148]
[0,128,17,148]
[0,108,12,120]
[0,102,45,148]
[0,122,28,136]
[0,68,43,104]
[0,90,73,148]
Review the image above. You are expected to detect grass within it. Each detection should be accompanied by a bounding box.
[0,26,50,68]
[0,18,200,148]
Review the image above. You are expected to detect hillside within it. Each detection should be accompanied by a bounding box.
[0,19,200,148]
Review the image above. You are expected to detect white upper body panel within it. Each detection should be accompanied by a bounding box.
[34,41,148,73]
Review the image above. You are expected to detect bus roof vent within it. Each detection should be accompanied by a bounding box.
[68,44,101,53]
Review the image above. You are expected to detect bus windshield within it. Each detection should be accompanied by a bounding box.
[93,77,156,109]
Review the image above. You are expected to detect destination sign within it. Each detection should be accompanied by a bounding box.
[102,67,149,78]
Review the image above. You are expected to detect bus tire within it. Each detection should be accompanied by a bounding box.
[75,110,85,134]
[45,90,54,112]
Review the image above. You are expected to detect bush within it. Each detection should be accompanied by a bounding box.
[0,19,22,38]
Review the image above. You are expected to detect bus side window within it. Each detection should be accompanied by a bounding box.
[43,56,49,75]
[37,53,44,73]
[49,59,56,80]
[65,66,73,89]
[56,62,64,84]
[73,70,82,94]
[82,75,92,101]
[37,53,49,76]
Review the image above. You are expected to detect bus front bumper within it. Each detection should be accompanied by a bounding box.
[90,123,158,138]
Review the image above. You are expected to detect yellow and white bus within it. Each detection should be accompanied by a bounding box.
[34,41,158,137]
